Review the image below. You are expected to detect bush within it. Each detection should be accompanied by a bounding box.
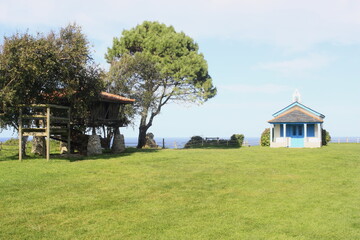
[184,135,244,149]
[3,138,19,145]
[322,129,331,146]
[260,128,270,147]
[184,136,204,148]
[230,134,244,148]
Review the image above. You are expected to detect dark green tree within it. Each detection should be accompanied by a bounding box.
[106,21,217,148]
[322,129,331,146]
[0,24,104,131]
[230,134,244,148]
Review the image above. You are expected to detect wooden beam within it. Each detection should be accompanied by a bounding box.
[51,117,70,122]
[46,107,50,161]
[19,108,23,161]
[22,115,46,119]
[22,128,46,132]
[19,104,70,110]
[67,108,71,155]
[23,132,47,137]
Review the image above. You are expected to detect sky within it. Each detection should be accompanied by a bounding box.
[1,0,360,139]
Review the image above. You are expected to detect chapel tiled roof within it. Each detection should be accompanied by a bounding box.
[268,106,323,123]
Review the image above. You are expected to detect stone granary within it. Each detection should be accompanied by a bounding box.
[21,91,135,160]
[88,92,135,129]
[85,92,135,155]
[268,90,325,148]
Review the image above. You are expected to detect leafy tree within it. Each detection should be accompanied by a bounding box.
[260,128,270,147]
[0,24,103,131]
[322,129,331,146]
[184,136,204,148]
[106,21,217,148]
[230,134,244,148]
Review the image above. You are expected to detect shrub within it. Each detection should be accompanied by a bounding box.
[322,129,331,146]
[3,138,19,145]
[230,134,244,148]
[260,128,270,147]
[184,136,204,148]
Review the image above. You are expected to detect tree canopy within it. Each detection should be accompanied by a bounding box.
[106,21,217,148]
[0,24,104,130]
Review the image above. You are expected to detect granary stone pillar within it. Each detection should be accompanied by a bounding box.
[59,141,68,154]
[112,129,125,153]
[87,135,102,155]
[31,136,46,156]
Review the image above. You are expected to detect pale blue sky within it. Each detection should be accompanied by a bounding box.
[1,0,360,138]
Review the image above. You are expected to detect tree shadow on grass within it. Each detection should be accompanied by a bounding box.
[0,147,160,162]
[54,147,160,162]
[0,153,19,161]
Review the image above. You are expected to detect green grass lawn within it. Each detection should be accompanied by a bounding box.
[1,144,360,239]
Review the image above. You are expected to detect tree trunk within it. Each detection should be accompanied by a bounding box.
[137,125,148,148]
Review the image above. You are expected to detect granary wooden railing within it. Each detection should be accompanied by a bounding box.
[18,104,70,161]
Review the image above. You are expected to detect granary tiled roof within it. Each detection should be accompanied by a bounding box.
[100,92,135,104]
[268,106,324,123]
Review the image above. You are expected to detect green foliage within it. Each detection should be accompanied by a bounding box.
[0,24,104,130]
[106,21,217,148]
[184,136,204,148]
[1,144,360,239]
[261,128,270,147]
[184,135,244,149]
[3,138,18,145]
[230,134,244,148]
[322,129,331,146]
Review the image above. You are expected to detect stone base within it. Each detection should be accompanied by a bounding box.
[112,133,125,153]
[87,135,102,155]
[145,132,158,148]
[60,142,68,154]
[31,136,45,156]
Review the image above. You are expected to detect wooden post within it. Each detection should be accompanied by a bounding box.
[19,108,23,161]
[67,108,71,155]
[46,107,50,161]
[162,138,165,149]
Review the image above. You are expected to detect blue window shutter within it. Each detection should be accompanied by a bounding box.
[280,125,283,137]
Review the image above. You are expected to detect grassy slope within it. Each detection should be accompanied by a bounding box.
[0,144,360,239]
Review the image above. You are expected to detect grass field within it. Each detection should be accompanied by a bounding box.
[1,144,360,239]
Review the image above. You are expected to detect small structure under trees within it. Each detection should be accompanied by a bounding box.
[17,91,134,160]
[18,104,70,161]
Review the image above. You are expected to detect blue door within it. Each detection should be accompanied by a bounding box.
[289,124,304,148]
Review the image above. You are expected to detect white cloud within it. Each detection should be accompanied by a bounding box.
[1,0,360,52]
[254,54,334,75]
[220,83,292,94]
